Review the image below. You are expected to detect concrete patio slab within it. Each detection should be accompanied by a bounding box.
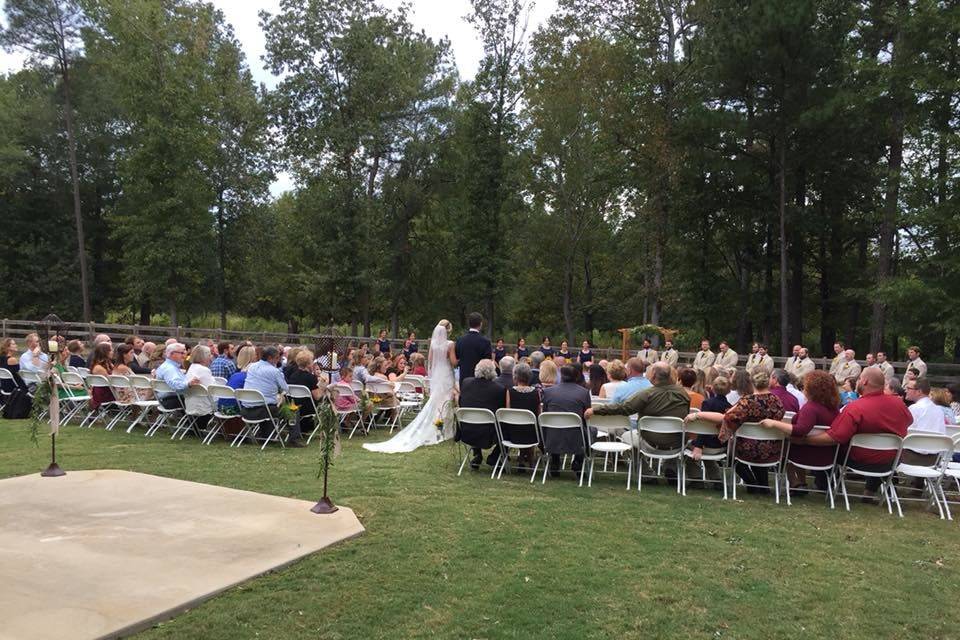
[0,469,364,640]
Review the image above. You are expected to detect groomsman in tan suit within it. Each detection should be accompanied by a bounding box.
[796,347,816,379]
[753,345,774,376]
[658,340,678,367]
[828,342,844,376]
[834,349,862,383]
[715,341,738,370]
[744,343,761,373]
[875,351,895,380]
[784,344,802,377]
[637,338,658,366]
[906,346,927,379]
[693,340,716,372]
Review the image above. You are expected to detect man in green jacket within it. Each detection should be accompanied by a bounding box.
[585,362,690,478]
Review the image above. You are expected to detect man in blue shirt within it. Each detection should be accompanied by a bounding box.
[210,342,238,379]
[155,343,200,409]
[19,333,49,375]
[610,357,653,428]
[243,346,304,447]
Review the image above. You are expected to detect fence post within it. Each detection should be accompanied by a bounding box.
[176,325,182,339]
[2,318,5,338]
[88,322,95,341]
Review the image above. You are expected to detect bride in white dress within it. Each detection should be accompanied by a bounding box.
[363,320,457,453]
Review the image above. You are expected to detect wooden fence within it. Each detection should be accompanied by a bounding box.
[2,318,958,384]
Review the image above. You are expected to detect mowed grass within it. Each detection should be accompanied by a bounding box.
[2,420,959,640]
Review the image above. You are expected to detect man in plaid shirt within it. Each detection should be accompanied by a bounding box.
[209,342,237,379]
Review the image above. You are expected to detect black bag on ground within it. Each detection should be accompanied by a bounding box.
[3,388,32,419]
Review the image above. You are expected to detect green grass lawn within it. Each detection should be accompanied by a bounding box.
[2,420,959,640]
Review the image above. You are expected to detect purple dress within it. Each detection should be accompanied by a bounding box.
[787,401,839,467]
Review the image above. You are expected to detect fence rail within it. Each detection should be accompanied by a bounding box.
[2,318,957,384]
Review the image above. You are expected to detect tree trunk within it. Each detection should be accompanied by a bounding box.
[60,62,91,323]
[869,0,908,353]
[562,264,574,347]
[788,166,805,347]
[139,299,151,326]
[777,133,789,357]
[847,234,868,349]
[582,255,594,335]
[216,190,227,330]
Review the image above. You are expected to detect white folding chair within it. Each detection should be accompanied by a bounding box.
[836,433,903,515]
[79,375,116,429]
[146,379,186,437]
[0,368,16,408]
[56,370,91,426]
[682,418,729,498]
[329,385,363,437]
[894,433,954,520]
[586,413,632,489]
[536,412,588,485]
[176,385,213,440]
[783,411,796,423]
[212,376,228,385]
[731,423,788,504]
[76,367,91,377]
[204,384,237,444]
[784,425,838,507]
[635,416,686,494]
[126,375,159,433]
[105,375,136,431]
[234,388,287,450]
[395,381,422,430]
[454,407,498,476]
[287,384,321,444]
[493,408,541,480]
[365,379,396,431]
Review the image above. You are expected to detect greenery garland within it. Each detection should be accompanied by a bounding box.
[28,377,54,447]
[315,402,341,480]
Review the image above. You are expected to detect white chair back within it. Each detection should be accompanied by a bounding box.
[60,371,86,387]
[455,407,496,425]
[638,416,685,435]
[683,418,720,438]
[900,433,954,462]
[213,376,228,385]
[207,384,236,402]
[85,374,112,389]
[735,422,787,441]
[235,388,268,407]
[19,370,42,385]
[366,379,394,395]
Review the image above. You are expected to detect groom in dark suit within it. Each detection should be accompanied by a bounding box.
[455,312,493,384]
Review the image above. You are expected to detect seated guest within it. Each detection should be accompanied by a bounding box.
[113,344,136,376]
[367,357,398,409]
[578,340,593,364]
[885,376,905,401]
[679,368,704,409]
[409,352,427,377]
[599,360,627,398]
[88,342,116,411]
[495,356,516,389]
[610,357,652,404]
[688,376,732,479]
[386,354,408,382]
[354,353,372,385]
[759,370,839,492]
[0,338,24,392]
[504,362,541,468]
[587,363,690,479]
[799,368,911,501]
[930,387,957,425]
[947,383,960,419]
[458,359,507,469]
[537,359,558,389]
[902,378,948,474]
[332,367,359,411]
[840,377,859,406]
[210,342,238,379]
[288,349,323,401]
[692,370,784,493]
[786,374,806,408]
[539,337,554,358]
[529,350,544,385]
[243,346,304,447]
[19,332,50,377]
[769,369,800,413]
[283,346,304,380]
[184,344,216,418]
[66,340,86,368]
[493,338,507,364]
[155,342,199,410]
[727,369,754,405]
[53,342,85,400]
[86,334,112,368]
[557,340,572,362]
[588,363,608,397]
[543,364,593,476]
[221,345,258,410]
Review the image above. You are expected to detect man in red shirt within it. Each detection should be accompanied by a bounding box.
[798,367,911,499]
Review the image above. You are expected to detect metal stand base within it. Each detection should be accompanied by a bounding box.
[310,496,338,514]
[41,463,66,477]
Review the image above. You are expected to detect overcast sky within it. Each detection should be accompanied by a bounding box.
[0,0,557,196]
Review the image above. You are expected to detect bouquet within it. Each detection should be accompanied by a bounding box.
[277,402,300,424]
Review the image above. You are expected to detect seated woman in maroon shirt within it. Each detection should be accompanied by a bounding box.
[759,370,840,493]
